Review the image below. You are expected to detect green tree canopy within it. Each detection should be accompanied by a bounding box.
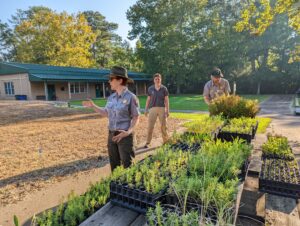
[0,6,143,70]
[14,10,96,67]
[235,0,300,62]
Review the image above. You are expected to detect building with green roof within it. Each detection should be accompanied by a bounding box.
[0,62,151,101]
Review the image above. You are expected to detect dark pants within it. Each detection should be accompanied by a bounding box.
[107,131,135,172]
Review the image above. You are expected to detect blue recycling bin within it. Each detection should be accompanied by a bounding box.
[15,95,27,100]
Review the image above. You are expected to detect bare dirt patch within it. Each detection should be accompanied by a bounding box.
[0,101,183,206]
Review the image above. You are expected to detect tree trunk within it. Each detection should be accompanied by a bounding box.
[257,81,261,95]
[251,59,256,72]
[233,81,236,95]
[176,84,181,94]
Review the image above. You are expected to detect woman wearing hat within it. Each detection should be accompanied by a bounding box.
[83,66,140,171]
[203,67,231,105]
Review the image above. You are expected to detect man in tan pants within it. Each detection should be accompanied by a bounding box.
[144,73,169,148]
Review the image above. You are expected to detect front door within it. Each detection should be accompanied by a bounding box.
[47,84,56,100]
[95,84,101,98]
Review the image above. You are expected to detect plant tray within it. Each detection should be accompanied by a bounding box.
[251,121,259,139]
[186,128,221,140]
[163,194,210,212]
[217,131,252,144]
[170,142,201,153]
[146,204,218,226]
[238,159,250,181]
[259,158,300,199]
[261,153,295,161]
[159,180,244,225]
[110,181,166,214]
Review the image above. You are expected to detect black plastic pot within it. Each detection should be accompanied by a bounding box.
[259,159,300,199]
[217,131,252,144]
[110,181,167,214]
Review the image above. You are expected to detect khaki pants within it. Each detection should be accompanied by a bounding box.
[146,107,169,144]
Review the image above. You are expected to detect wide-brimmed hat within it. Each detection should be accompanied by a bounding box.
[108,66,133,83]
[211,68,223,78]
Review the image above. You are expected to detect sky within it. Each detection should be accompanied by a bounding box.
[0,0,137,45]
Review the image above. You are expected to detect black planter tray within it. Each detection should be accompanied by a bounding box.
[162,194,214,213]
[146,205,205,226]
[217,131,252,144]
[160,194,237,224]
[261,153,295,161]
[238,159,250,181]
[185,127,221,140]
[154,179,243,225]
[259,158,300,199]
[170,142,201,153]
[110,181,167,214]
[251,121,259,139]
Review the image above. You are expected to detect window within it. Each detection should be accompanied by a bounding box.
[70,82,86,94]
[4,82,15,95]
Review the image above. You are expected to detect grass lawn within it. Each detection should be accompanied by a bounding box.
[70,94,270,111]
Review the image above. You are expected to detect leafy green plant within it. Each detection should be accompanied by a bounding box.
[189,140,251,181]
[147,202,200,226]
[112,147,189,194]
[32,178,110,226]
[209,95,260,118]
[262,135,294,160]
[167,139,251,224]
[184,115,224,135]
[256,117,271,133]
[262,159,300,183]
[147,201,235,226]
[13,215,19,226]
[222,117,257,134]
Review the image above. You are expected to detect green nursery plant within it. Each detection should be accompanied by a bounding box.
[262,135,294,160]
[209,95,260,118]
[184,115,224,135]
[147,202,200,226]
[221,117,257,134]
[13,215,19,226]
[32,178,110,226]
[262,158,300,183]
[165,140,251,224]
[111,147,190,194]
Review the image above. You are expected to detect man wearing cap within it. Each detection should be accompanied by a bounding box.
[82,66,140,171]
[203,67,231,105]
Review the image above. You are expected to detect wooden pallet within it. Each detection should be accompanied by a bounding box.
[79,202,147,226]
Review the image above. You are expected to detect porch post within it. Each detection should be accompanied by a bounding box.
[87,82,89,99]
[68,82,71,100]
[44,81,48,101]
[102,82,106,98]
[144,83,147,95]
[135,82,138,96]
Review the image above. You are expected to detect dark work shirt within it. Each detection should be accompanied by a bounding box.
[105,88,140,131]
[148,85,169,108]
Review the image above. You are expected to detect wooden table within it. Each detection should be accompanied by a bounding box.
[80,202,147,226]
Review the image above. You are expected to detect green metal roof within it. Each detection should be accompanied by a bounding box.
[0,62,151,82]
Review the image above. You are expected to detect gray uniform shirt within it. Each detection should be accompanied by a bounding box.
[203,78,231,101]
[105,88,140,131]
[148,85,169,108]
